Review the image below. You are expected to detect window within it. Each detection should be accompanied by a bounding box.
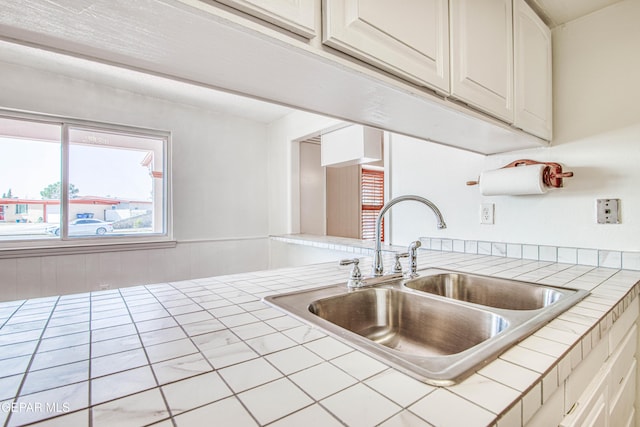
[0,112,169,247]
[361,167,384,241]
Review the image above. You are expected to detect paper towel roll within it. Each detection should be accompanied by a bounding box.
[480,164,548,196]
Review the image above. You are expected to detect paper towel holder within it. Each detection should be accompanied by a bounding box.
[466,159,574,188]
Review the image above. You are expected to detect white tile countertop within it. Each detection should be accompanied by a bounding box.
[1,240,639,427]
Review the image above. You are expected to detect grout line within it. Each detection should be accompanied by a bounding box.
[4,296,61,427]
[115,287,176,427]
[87,293,93,427]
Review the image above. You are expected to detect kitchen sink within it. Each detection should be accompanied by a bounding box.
[404,272,563,310]
[264,268,588,385]
[309,287,508,356]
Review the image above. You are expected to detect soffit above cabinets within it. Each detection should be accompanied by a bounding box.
[525,0,625,27]
[0,40,293,124]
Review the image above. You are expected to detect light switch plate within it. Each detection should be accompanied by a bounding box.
[597,199,620,224]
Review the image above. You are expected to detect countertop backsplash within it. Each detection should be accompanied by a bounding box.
[272,234,640,271]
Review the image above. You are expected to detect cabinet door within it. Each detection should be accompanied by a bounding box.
[560,377,609,427]
[609,360,636,427]
[608,324,637,401]
[215,0,317,38]
[323,0,450,93]
[514,0,552,140]
[450,0,513,122]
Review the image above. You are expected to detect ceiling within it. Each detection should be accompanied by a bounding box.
[526,0,625,27]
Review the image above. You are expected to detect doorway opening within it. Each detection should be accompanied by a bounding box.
[298,134,384,240]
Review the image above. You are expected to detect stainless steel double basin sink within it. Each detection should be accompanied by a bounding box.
[265,269,588,386]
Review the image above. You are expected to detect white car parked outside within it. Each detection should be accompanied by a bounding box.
[46,219,114,236]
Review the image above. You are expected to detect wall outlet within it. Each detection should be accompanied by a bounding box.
[480,203,494,224]
[597,199,620,224]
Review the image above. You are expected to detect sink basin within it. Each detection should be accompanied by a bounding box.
[264,268,588,385]
[309,287,508,356]
[404,273,563,310]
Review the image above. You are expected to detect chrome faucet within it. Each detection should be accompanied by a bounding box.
[372,195,446,277]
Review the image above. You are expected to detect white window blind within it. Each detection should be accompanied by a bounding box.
[361,167,384,241]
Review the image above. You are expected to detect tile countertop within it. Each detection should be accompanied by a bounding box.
[1,244,640,427]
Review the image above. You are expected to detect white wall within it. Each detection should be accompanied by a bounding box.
[299,142,325,235]
[268,240,355,269]
[388,0,640,252]
[0,49,274,300]
[266,110,344,235]
[387,135,484,246]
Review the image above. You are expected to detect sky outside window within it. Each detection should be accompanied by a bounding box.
[1,136,153,202]
[69,143,153,201]
[0,136,60,200]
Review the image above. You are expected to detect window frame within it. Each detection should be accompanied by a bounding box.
[0,109,174,258]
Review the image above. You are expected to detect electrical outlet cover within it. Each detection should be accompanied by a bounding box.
[480,203,494,224]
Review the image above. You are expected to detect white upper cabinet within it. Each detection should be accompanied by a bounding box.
[322,0,450,94]
[214,0,318,38]
[449,0,514,122]
[514,0,552,140]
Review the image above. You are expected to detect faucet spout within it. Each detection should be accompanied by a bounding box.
[372,195,446,277]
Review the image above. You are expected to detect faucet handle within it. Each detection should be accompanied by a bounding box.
[340,258,359,267]
[392,252,409,274]
[340,258,363,288]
